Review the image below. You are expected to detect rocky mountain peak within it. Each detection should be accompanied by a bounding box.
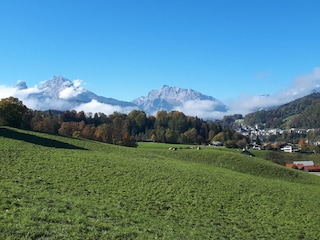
[40,76,75,98]
[41,76,72,87]
[15,81,28,90]
[132,85,227,114]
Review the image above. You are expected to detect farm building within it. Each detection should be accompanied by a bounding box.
[286,161,320,172]
[302,165,320,172]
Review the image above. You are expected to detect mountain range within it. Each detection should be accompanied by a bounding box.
[14,76,228,117]
[8,75,320,119]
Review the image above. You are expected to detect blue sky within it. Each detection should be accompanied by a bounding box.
[1,0,320,105]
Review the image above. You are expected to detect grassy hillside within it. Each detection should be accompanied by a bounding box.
[1,127,320,239]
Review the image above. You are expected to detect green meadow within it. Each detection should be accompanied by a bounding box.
[1,127,320,239]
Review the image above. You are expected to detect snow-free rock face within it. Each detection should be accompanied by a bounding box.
[132,85,228,114]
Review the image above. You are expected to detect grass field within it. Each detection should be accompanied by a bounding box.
[1,127,320,239]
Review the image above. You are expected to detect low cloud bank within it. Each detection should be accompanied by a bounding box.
[59,79,85,99]
[74,100,137,115]
[1,67,320,119]
[175,100,227,119]
[224,67,320,117]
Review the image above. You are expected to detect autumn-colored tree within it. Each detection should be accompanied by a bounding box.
[0,97,29,128]
[122,131,137,147]
[81,124,96,140]
[298,138,308,150]
[236,138,248,149]
[109,112,130,144]
[212,132,225,142]
[32,116,60,134]
[58,122,83,137]
[94,124,112,143]
[208,130,216,142]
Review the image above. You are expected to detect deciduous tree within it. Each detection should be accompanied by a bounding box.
[0,97,29,128]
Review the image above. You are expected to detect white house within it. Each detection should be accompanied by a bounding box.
[280,144,300,153]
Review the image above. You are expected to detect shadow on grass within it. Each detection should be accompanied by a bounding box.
[0,128,87,150]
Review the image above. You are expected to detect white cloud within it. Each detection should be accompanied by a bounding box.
[225,94,282,116]
[73,79,82,88]
[280,67,320,98]
[59,79,85,99]
[0,81,136,115]
[222,66,320,118]
[0,85,18,99]
[175,100,227,119]
[0,85,41,101]
[0,83,77,111]
[74,100,137,115]
[59,87,80,99]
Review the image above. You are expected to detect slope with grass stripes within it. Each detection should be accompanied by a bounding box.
[1,127,320,239]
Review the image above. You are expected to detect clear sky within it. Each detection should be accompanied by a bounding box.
[1,0,320,104]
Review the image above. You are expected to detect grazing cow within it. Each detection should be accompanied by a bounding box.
[169,147,177,151]
[197,146,201,150]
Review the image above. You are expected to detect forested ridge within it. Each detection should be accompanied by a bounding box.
[244,93,320,128]
[0,97,249,147]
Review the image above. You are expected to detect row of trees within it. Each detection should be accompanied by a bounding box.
[0,97,250,148]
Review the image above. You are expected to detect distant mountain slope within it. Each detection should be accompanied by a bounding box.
[244,93,320,128]
[132,85,228,114]
[17,76,136,110]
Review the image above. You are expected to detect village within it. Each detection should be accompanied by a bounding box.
[233,118,319,150]
[232,119,320,174]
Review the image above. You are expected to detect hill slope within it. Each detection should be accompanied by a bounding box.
[1,127,320,239]
[244,92,320,128]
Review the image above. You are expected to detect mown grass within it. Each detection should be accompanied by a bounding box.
[1,127,320,239]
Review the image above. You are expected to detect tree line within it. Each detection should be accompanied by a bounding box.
[0,97,249,147]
